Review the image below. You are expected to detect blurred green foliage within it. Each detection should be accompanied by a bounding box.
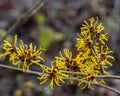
[36,13,46,25]
[38,27,64,49]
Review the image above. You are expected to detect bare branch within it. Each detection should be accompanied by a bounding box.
[64,77,120,95]
[0,64,120,79]
[91,82,120,95]
[0,0,47,44]
[0,63,43,75]
[96,75,120,79]
[0,64,120,94]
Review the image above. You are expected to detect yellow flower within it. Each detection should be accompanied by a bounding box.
[78,61,105,89]
[78,72,96,89]
[55,48,83,72]
[76,32,96,57]
[1,35,17,63]
[73,53,85,72]
[55,48,73,70]
[94,45,114,67]
[38,64,67,89]
[91,45,114,74]
[1,35,45,71]
[13,40,45,70]
[55,49,85,84]
[76,32,93,49]
[81,17,103,33]
[81,17,108,44]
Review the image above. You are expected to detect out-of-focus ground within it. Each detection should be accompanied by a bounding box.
[0,0,120,96]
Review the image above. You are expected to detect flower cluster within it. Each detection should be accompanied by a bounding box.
[38,64,68,89]
[54,17,114,88]
[1,35,45,71]
[1,17,114,89]
[1,35,18,63]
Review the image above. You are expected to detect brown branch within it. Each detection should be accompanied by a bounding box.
[91,82,120,95]
[0,0,47,44]
[96,75,120,79]
[0,63,44,75]
[64,77,120,95]
[0,64,120,79]
[0,64,120,94]
[35,63,87,76]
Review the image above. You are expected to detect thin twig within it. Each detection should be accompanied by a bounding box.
[0,64,44,75]
[0,64,120,79]
[0,0,47,44]
[96,75,120,79]
[63,77,120,95]
[60,70,86,76]
[91,82,120,94]
[0,64,120,94]
[36,63,87,76]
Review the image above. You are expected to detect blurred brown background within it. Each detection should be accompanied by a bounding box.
[0,0,120,96]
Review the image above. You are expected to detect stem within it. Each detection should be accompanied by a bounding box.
[92,47,107,75]
[0,64,120,94]
[36,63,120,79]
[0,64,44,75]
[35,63,87,76]
[0,64,120,79]
[60,70,86,76]
[64,77,120,95]
[96,75,120,79]
[0,0,47,44]
[91,82,120,94]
